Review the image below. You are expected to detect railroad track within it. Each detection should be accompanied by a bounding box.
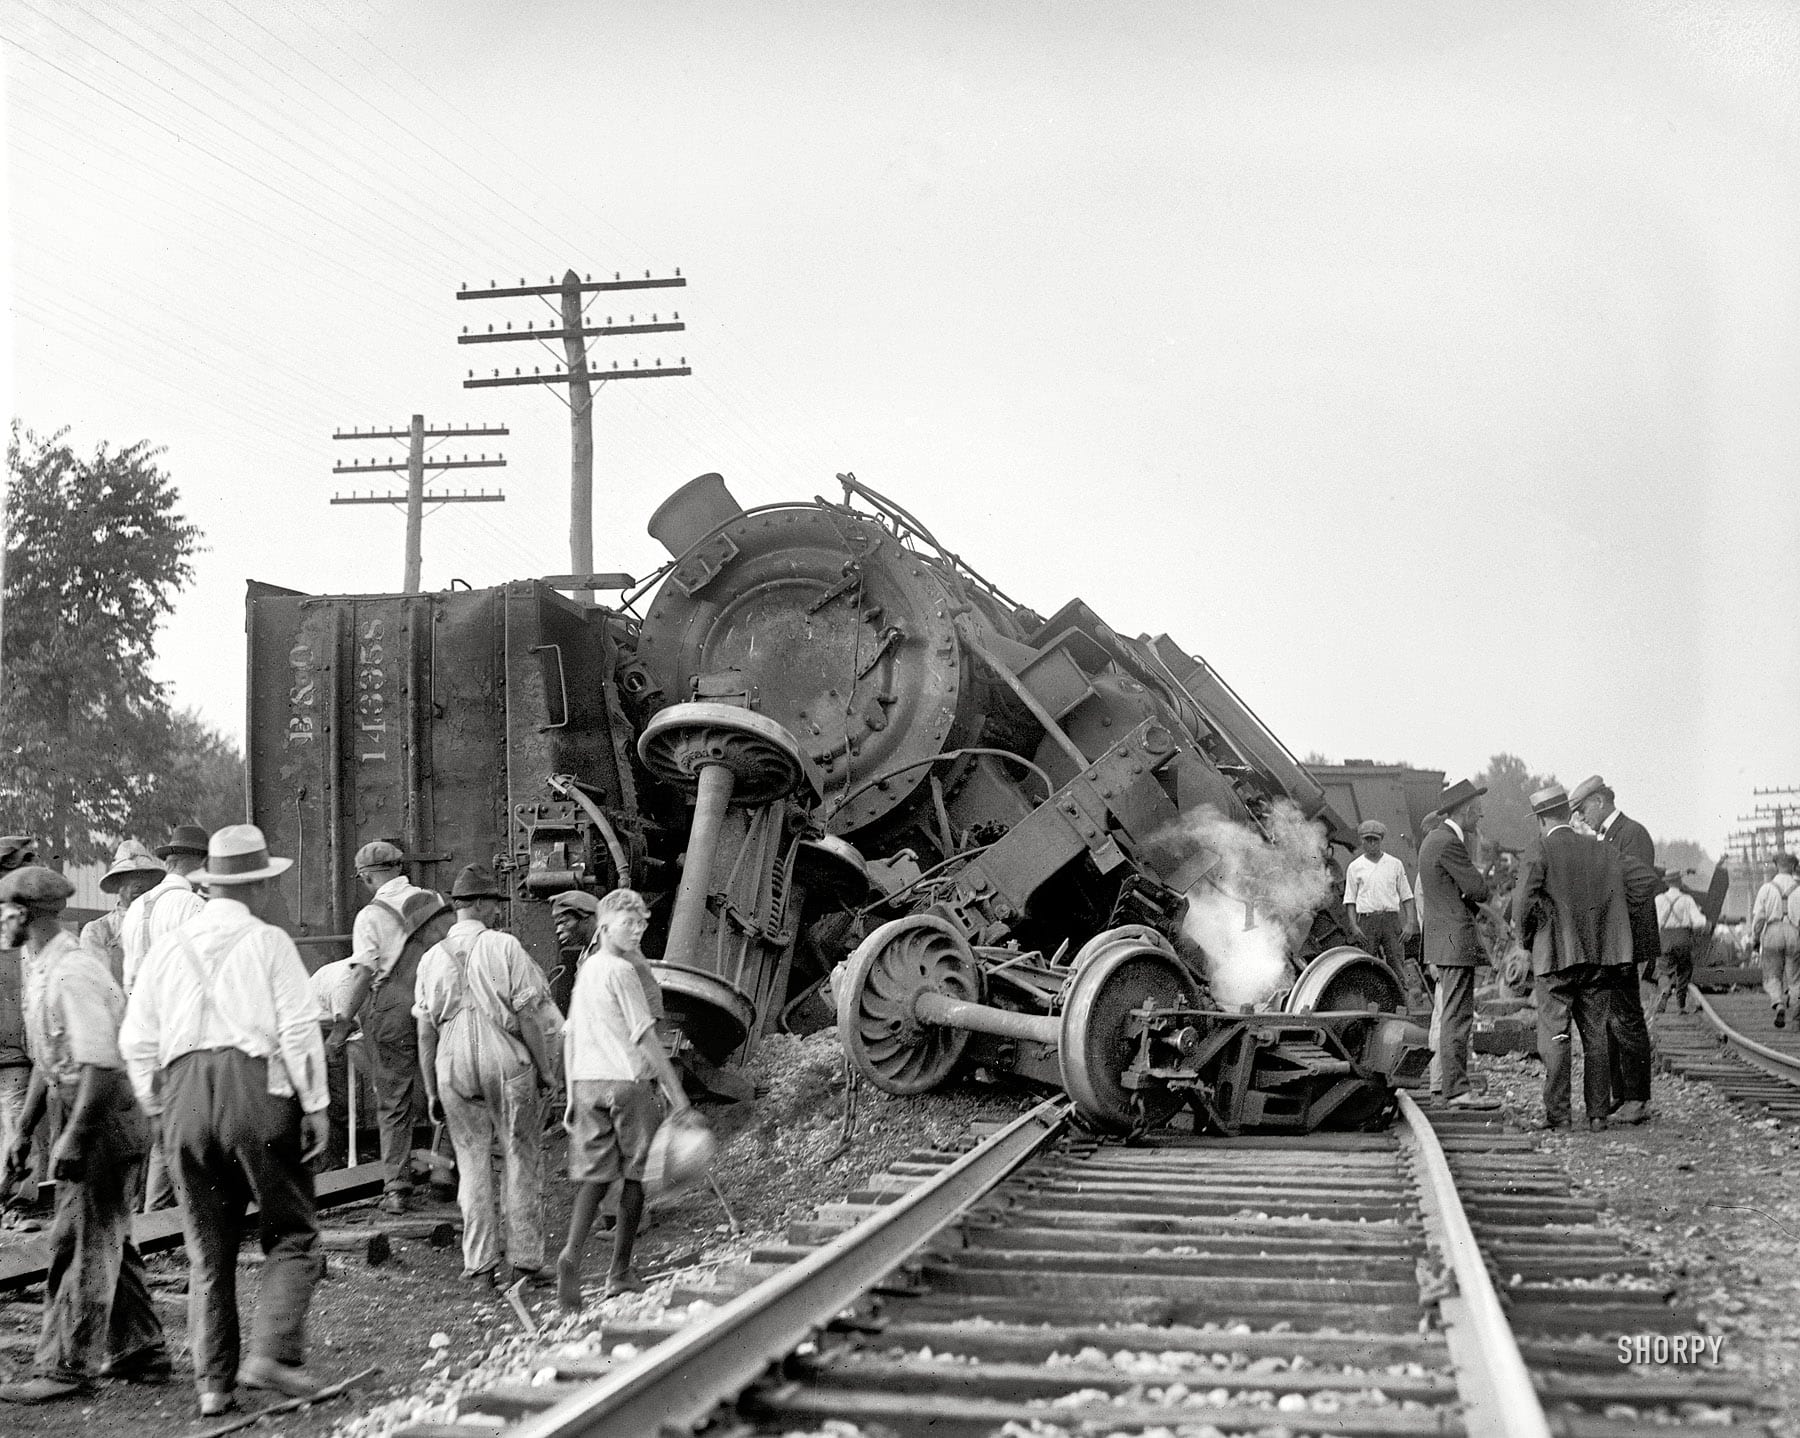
[400,1098,1773,1438]
[1655,988,1800,1122]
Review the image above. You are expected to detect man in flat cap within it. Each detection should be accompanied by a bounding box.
[1415,779,1497,1107]
[1342,819,1423,1009]
[552,888,663,1023]
[416,865,562,1287]
[0,866,167,1403]
[82,841,166,989]
[1511,786,1635,1130]
[1567,775,1657,1121]
[331,840,440,1215]
[119,825,332,1416]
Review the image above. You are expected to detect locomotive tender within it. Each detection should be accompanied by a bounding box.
[247,473,1427,1130]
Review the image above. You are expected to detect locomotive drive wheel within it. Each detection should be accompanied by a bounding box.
[637,701,807,807]
[837,914,983,1095]
[1058,930,1196,1132]
[1284,946,1405,1015]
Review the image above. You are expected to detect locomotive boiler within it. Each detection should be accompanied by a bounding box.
[247,471,1428,1131]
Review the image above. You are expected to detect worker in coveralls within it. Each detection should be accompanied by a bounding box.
[415,864,563,1287]
[330,840,443,1215]
[0,866,167,1404]
[119,825,332,1417]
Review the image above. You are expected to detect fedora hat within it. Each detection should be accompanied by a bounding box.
[450,864,504,902]
[156,824,211,860]
[1567,775,1608,809]
[100,839,166,894]
[203,824,293,886]
[1436,778,1487,815]
[395,889,451,938]
[1529,783,1569,816]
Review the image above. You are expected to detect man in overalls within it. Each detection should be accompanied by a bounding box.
[415,865,562,1286]
[329,842,447,1215]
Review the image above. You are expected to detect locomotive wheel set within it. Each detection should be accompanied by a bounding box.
[246,472,1427,1134]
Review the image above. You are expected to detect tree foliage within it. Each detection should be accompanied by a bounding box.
[1478,752,1560,853]
[1,424,220,862]
[1656,837,1715,891]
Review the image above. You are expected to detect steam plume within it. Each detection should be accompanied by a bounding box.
[1155,801,1334,1008]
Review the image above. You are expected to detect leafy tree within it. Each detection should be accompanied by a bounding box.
[1656,838,1715,892]
[1478,753,1560,853]
[1,424,203,862]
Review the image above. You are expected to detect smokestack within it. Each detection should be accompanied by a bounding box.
[648,473,744,558]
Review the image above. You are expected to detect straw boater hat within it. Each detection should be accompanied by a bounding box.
[202,824,293,886]
[100,839,166,894]
[155,824,211,860]
[1529,783,1569,816]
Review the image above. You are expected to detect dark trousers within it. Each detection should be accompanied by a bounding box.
[1430,965,1477,1098]
[35,1080,164,1383]
[1358,911,1424,999]
[1601,964,1653,1107]
[1534,966,1612,1124]
[321,1023,350,1171]
[1656,937,1695,1012]
[367,996,424,1192]
[163,1049,321,1394]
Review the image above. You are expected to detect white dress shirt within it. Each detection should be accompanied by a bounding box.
[119,895,328,1115]
[121,872,205,995]
[1343,852,1415,914]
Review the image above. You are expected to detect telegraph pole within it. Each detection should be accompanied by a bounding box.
[329,418,510,592]
[456,268,688,580]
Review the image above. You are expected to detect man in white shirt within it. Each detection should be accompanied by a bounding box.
[308,958,361,1171]
[1341,820,1423,1008]
[330,840,436,1214]
[1750,852,1800,1028]
[122,826,210,995]
[415,865,561,1287]
[0,867,167,1405]
[118,825,330,1418]
[79,840,165,988]
[554,888,689,1311]
[1653,870,1709,1016]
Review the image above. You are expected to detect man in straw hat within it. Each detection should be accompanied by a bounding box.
[82,840,166,988]
[0,866,167,1404]
[416,864,563,1287]
[1415,778,1498,1108]
[118,825,331,1417]
[1511,785,1635,1130]
[330,839,441,1215]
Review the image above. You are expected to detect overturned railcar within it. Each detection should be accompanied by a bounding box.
[246,473,1429,1128]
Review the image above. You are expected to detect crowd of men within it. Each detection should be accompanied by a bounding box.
[0,825,687,1414]
[1402,772,1796,1131]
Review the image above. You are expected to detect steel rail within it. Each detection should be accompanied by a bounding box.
[509,1098,1070,1438]
[1692,991,1800,1080]
[1395,1092,1551,1438]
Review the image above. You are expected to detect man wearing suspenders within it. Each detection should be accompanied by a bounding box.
[415,865,562,1287]
[328,841,437,1215]
[119,825,331,1417]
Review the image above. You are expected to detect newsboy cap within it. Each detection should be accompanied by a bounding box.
[549,889,600,917]
[1356,820,1387,840]
[354,840,405,870]
[451,864,504,902]
[1567,775,1609,809]
[1529,783,1570,816]
[395,889,451,938]
[0,865,75,912]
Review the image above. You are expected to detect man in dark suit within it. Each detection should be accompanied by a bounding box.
[1568,775,1655,1123]
[1416,778,1496,1107]
[1512,784,1636,1130]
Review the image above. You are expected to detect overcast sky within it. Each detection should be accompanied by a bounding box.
[5,1,1799,855]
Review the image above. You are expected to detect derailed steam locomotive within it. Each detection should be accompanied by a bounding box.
[246,473,1428,1133]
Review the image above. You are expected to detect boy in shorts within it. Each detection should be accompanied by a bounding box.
[555,889,689,1310]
